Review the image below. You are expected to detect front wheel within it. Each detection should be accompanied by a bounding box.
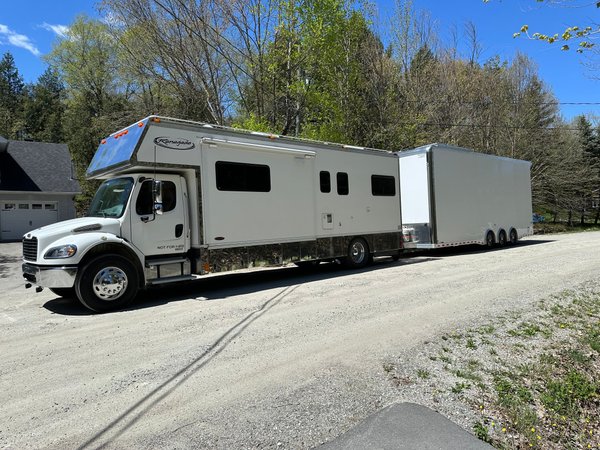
[75,255,139,313]
[344,238,370,269]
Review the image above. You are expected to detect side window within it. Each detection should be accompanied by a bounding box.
[336,172,349,195]
[215,161,271,192]
[320,171,331,193]
[136,180,177,215]
[371,175,396,196]
[136,181,153,215]
[161,181,177,212]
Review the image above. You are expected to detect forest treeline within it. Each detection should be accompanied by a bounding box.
[0,0,599,222]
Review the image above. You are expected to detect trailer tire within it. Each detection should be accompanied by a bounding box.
[485,231,495,248]
[509,229,518,245]
[498,230,507,247]
[49,287,76,299]
[75,255,139,313]
[345,238,370,269]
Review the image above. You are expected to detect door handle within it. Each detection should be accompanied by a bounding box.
[175,224,183,238]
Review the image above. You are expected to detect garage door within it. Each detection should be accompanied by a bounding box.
[1,201,58,241]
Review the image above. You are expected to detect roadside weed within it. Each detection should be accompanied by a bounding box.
[385,285,600,450]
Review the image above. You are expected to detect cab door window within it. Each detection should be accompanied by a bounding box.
[136,180,177,215]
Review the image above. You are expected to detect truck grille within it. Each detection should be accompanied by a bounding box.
[23,237,38,261]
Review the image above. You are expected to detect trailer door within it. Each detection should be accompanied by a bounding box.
[399,151,432,246]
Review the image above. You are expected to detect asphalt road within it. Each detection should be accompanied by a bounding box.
[1,232,599,449]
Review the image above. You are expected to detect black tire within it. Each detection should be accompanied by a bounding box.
[485,231,495,248]
[49,287,76,298]
[75,255,139,313]
[391,253,401,262]
[509,229,518,245]
[344,237,370,269]
[498,230,507,247]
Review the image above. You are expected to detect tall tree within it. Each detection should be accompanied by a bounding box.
[0,52,25,139]
[47,15,129,213]
[23,68,65,143]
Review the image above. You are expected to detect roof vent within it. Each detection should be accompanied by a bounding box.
[0,136,8,153]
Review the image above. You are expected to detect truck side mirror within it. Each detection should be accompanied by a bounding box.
[153,180,163,215]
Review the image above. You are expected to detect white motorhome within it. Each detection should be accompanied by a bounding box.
[22,116,403,311]
[398,143,533,249]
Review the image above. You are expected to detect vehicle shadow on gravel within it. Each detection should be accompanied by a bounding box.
[42,239,553,316]
[413,238,554,258]
[42,256,439,315]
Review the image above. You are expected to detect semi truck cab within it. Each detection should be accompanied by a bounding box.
[22,171,194,311]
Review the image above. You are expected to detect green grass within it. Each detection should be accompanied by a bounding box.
[416,369,430,379]
[451,381,470,394]
[385,287,600,449]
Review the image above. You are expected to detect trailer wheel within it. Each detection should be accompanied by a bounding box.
[75,255,139,313]
[509,229,518,245]
[485,231,495,248]
[345,238,370,269]
[498,230,507,247]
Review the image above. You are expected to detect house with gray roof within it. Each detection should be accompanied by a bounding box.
[0,137,81,241]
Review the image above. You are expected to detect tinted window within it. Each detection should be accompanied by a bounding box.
[216,161,271,192]
[337,172,349,195]
[371,175,396,196]
[136,180,177,215]
[320,171,331,193]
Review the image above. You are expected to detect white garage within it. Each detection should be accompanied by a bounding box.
[1,201,59,240]
[0,137,80,242]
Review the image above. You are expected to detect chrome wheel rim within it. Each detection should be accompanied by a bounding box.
[350,241,366,264]
[92,266,128,301]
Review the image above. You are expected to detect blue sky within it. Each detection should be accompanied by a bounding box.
[1,0,598,121]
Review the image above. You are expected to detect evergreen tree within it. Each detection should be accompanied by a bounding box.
[0,52,25,138]
[24,68,65,142]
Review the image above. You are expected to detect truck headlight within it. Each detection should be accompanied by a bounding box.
[44,245,77,259]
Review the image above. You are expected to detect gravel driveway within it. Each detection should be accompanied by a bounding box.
[1,232,599,449]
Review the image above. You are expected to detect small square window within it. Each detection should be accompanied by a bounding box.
[3,203,15,210]
[19,204,29,209]
[336,172,349,195]
[320,171,331,193]
[44,204,56,210]
[32,204,42,210]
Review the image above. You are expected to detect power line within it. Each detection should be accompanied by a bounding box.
[400,100,600,106]
[398,121,589,131]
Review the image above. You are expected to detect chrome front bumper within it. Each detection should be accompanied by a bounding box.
[22,263,77,288]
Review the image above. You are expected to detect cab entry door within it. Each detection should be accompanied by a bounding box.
[130,175,189,256]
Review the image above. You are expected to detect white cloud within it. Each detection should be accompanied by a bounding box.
[0,23,40,56]
[41,23,69,38]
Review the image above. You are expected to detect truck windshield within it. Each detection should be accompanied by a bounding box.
[88,178,134,218]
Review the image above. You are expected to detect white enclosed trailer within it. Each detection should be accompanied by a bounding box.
[22,116,402,311]
[398,143,533,249]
